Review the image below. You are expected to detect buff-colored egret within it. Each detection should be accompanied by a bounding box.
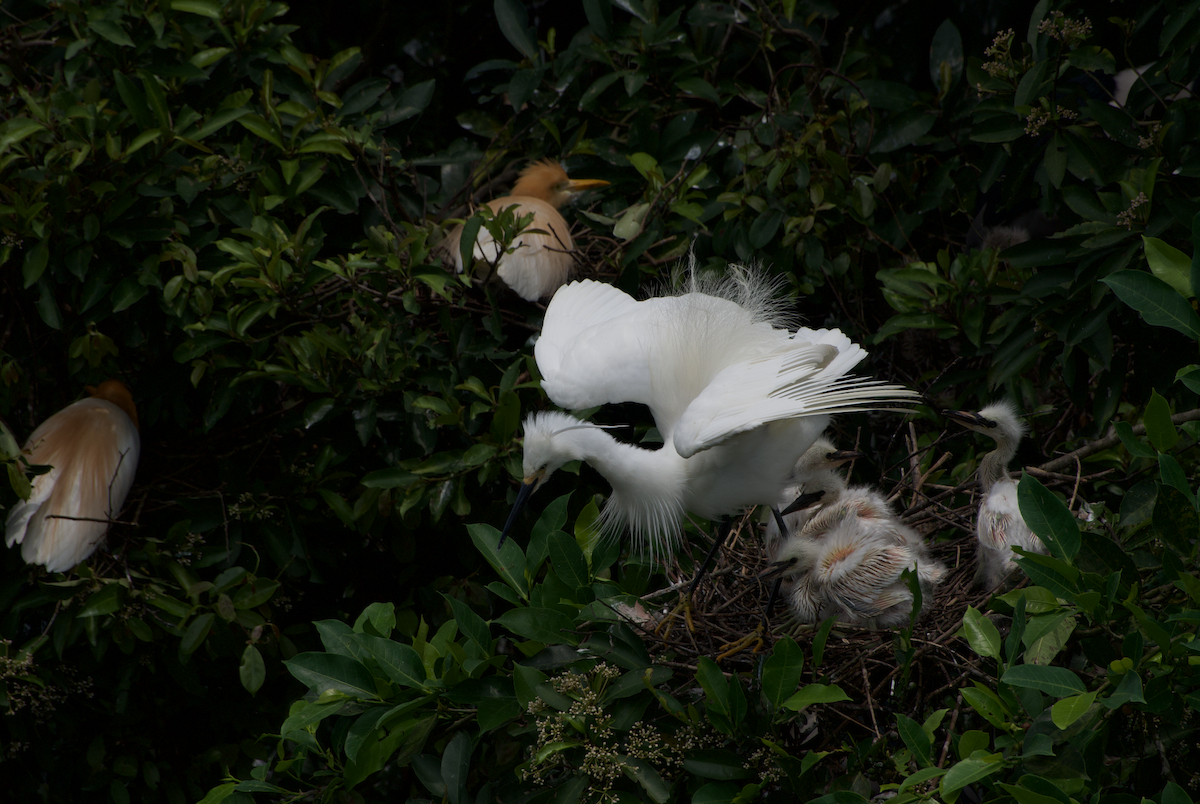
[943,401,1043,588]
[5,381,140,572]
[500,267,919,568]
[443,160,609,301]
[763,439,945,629]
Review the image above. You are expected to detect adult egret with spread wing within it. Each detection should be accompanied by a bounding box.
[501,267,919,565]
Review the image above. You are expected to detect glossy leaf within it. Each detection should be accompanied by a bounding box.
[1001,664,1086,697]
[1018,473,1080,561]
[963,605,1002,659]
[1102,270,1200,340]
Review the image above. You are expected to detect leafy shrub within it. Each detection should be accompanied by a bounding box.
[1,0,1199,802]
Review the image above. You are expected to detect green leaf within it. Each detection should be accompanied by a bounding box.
[691,782,742,804]
[872,110,937,152]
[180,613,214,655]
[940,754,1005,794]
[897,714,932,767]
[1153,483,1199,557]
[467,523,529,601]
[22,241,49,288]
[356,634,428,689]
[929,20,963,89]
[579,72,620,109]
[239,645,265,695]
[963,605,1002,658]
[495,607,577,644]
[622,757,671,803]
[1000,664,1086,697]
[89,19,135,47]
[284,652,379,698]
[761,636,804,709]
[1145,390,1180,451]
[749,209,784,248]
[1050,690,1097,729]
[237,114,284,150]
[1102,270,1200,340]
[899,767,948,793]
[1115,421,1158,458]
[549,531,589,591]
[494,0,538,60]
[1163,782,1194,804]
[444,595,491,653]
[0,117,46,152]
[441,731,471,804]
[170,0,223,18]
[676,77,719,104]
[79,584,123,617]
[362,467,419,489]
[696,657,731,731]
[1143,236,1193,297]
[681,749,754,780]
[961,683,1012,728]
[1104,669,1146,708]
[781,683,850,710]
[1018,473,1080,561]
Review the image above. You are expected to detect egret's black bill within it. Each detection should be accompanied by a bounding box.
[941,409,997,428]
[781,489,825,517]
[759,557,798,581]
[828,448,864,463]
[498,481,536,547]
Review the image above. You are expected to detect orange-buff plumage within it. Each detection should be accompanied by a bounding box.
[5,380,140,572]
[444,160,608,301]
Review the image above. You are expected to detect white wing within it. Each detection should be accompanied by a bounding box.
[673,328,916,458]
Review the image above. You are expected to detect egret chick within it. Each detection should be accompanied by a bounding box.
[5,381,140,572]
[443,160,609,301]
[765,483,944,630]
[764,437,861,559]
[758,437,945,629]
[943,401,1043,588]
[501,267,919,560]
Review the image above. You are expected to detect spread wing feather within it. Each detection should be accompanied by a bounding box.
[673,328,916,458]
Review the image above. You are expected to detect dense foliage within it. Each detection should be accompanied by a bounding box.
[2,0,1200,802]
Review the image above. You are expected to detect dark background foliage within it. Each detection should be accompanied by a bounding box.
[2,0,1200,802]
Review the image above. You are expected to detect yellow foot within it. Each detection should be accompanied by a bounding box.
[654,594,695,640]
[716,623,767,661]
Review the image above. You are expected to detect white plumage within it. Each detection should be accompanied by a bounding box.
[943,400,1044,588]
[503,266,919,559]
[5,381,140,573]
[765,439,945,629]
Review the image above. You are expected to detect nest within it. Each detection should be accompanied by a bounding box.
[601,443,1107,753]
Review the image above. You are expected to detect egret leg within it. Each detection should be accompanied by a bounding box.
[656,517,733,639]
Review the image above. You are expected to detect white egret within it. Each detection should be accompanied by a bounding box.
[442,160,609,301]
[5,380,140,572]
[943,401,1043,588]
[500,266,919,564]
[763,439,945,629]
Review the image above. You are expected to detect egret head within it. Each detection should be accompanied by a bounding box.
[942,400,1025,445]
[794,437,863,475]
[86,379,139,429]
[511,160,609,208]
[499,411,602,546]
